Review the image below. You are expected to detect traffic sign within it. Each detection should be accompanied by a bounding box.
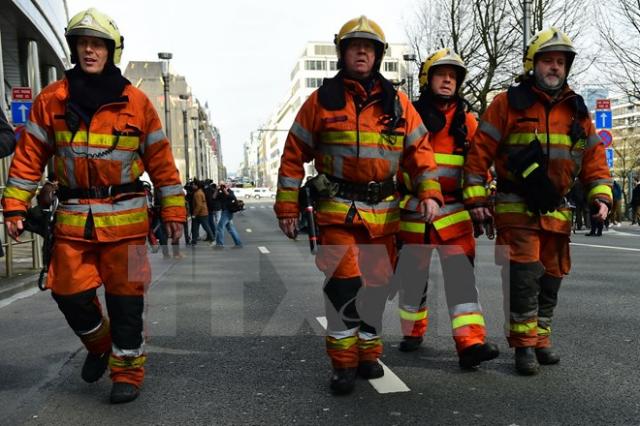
[596,110,612,129]
[596,99,610,110]
[598,129,613,148]
[605,148,614,169]
[11,87,32,101]
[11,101,32,125]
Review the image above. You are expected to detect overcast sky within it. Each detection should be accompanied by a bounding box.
[65,0,421,173]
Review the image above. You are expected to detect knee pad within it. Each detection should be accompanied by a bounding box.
[52,289,102,335]
[323,277,362,331]
[105,293,144,350]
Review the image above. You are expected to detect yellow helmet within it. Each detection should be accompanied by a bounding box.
[418,48,467,92]
[65,8,124,65]
[523,27,576,76]
[334,16,388,67]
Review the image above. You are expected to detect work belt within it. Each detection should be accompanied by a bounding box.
[326,175,396,204]
[497,179,566,209]
[58,180,145,201]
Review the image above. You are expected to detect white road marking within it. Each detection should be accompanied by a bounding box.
[570,242,640,252]
[258,246,270,254]
[0,287,39,309]
[250,206,256,209]
[315,316,411,394]
[246,229,253,233]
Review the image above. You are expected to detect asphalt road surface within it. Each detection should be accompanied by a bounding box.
[1,201,638,425]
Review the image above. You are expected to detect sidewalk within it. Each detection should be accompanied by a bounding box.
[0,240,41,300]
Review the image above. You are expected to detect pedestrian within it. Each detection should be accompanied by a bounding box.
[568,179,588,230]
[0,108,16,258]
[213,183,243,248]
[152,186,172,258]
[463,27,611,375]
[189,179,215,244]
[203,179,218,236]
[275,16,442,395]
[395,48,499,369]
[611,179,622,226]
[1,8,186,403]
[631,178,640,225]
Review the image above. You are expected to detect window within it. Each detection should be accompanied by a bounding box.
[306,78,323,88]
[329,61,338,71]
[305,60,327,71]
[383,61,398,73]
[314,45,334,55]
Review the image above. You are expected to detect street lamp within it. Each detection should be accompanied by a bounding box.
[157,52,173,140]
[179,93,191,182]
[191,115,201,179]
[403,53,417,101]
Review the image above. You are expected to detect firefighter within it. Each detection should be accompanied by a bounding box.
[395,49,499,368]
[463,28,612,375]
[1,8,186,402]
[275,16,442,395]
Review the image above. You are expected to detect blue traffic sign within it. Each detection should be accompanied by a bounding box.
[11,101,32,125]
[596,110,612,129]
[605,148,614,169]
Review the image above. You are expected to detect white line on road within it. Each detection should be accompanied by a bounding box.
[246,229,253,233]
[570,242,640,252]
[0,287,39,309]
[258,246,270,254]
[315,316,411,394]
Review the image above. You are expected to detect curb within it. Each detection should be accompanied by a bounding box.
[0,272,40,301]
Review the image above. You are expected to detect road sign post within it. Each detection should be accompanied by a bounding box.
[598,129,613,148]
[10,87,33,125]
[605,148,614,169]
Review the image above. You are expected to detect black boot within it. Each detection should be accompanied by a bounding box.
[110,382,140,404]
[81,351,110,383]
[357,361,384,379]
[535,347,560,365]
[458,342,500,369]
[515,347,539,375]
[398,336,423,352]
[330,368,357,395]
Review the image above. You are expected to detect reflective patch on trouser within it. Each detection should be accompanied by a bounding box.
[450,310,486,353]
[109,350,146,387]
[399,307,428,337]
[79,318,112,354]
[537,275,562,348]
[504,261,545,347]
[357,331,382,362]
[326,335,358,369]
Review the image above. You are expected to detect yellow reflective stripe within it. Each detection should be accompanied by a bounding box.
[3,186,34,202]
[522,162,540,178]
[326,336,358,350]
[317,200,350,214]
[358,209,400,225]
[276,190,298,203]
[399,309,428,321]
[506,133,572,147]
[495,203,571,221]
[93,211,147,228]
[319,131,402,148]
[358,338,382,350]
[402,171,413,192]
[537,326,551,336]
[510,321,537,333]
[451,314,485,329]
[463,185,486,200]
[588,184,613,202]
[109,355,147,369]
[131,161,141,179]
[56,212,88,227]
[399,194,411,209]
[55,131,140,149]
[400,220,426,234]
[545,210,571,222]
[161,195,185,208]
[432,210,471,231]
[435,153,464,166]
[417,180,441,193]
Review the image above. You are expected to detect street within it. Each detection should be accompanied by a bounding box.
[1,201,639,425]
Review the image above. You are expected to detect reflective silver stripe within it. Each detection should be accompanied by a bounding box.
[290,122,314,147]
[510,310,538,322]
[60,196,146,213]
[401,197,421,212]
[496,192,525,203]
[146,129,166,147]
[112,343,145,358]
[439,202,465,216]
[389,158,399,176]
[450,302,482,317]
[6,177,39,191]
[318,144,402,161]
[435,167,462,179]
[120,159,132,183]
[412,170,439,189]
[278,176,302,188]
[353,198,399,210]
[327,326,359,339]
[160,184,184,196]
[357,330,379,340]
[56,146,136,162]
[587,133,601,148]
[465,173,486,186]
[333,156,344,179]
[404,123,428,148]
[26,120,51,146]
[479,120,502,142]
[587,178,613,188]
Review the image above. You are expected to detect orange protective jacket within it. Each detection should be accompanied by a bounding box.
[2,79,186,242]
[463,82,612,235]
[275,73,442,238]
[399,101,477,243]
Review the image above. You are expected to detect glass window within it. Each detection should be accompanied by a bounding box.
[383,61,398,72]
[306,78,324,88]
[329,61,338,71]
[305,60,327,71]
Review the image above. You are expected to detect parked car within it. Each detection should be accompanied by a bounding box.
[249,188,276,199]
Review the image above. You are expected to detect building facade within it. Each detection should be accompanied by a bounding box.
[244,41,411,189]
